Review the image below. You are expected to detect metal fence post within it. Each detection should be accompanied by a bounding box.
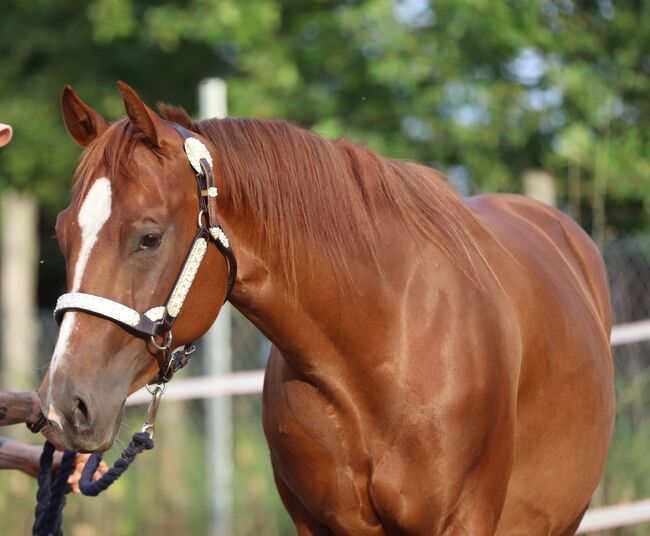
[199,78,233,536]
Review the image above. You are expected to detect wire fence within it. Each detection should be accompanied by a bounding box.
[0,232,649,535]
[597,235,650,535]
[605,233,650,325]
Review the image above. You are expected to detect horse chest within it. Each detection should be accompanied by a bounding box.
[263,373,363,489]
[262,354,390,532]
[262,353,461,534]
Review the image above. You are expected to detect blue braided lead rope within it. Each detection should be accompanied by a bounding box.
[32,442,76,536]
[78,432,154,496]
[46,449,76,535]
[32,432,154,535]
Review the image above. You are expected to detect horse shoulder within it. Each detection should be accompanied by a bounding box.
[363,265,521,534]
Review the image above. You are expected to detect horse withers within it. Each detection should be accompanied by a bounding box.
[40,82,614,535]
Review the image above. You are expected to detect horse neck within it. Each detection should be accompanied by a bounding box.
[201,120,485,379]
[222,203,420,379]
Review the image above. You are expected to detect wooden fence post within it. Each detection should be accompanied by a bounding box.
[1,189,39,390]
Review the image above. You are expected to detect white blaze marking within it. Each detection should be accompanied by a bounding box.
[47,178,112,419]
[47,405,63,428]
[50,313,76,372]
[73,177,113,290]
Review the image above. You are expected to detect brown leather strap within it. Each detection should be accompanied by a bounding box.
[200,158,220,232]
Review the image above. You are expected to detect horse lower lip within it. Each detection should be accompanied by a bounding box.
[41,423,67,450]
[42,420,87,450]
[61,435,99,452]
[57,425,114,453]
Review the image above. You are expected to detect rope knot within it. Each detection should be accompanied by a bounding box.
[132,431,155,450]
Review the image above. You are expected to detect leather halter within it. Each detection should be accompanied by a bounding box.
[53,123,237,384]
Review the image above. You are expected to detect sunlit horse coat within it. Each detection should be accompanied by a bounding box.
[42,83,614,535]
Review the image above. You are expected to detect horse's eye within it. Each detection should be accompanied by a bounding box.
[138,233,162,250]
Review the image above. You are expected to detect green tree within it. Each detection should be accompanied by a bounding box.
[2,0,649,231]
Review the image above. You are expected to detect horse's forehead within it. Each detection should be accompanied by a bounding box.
[64,176,114,241]
[65,176,115,237]
[73,161,166,218]
[78,176,112,226]
[69,176,112,220]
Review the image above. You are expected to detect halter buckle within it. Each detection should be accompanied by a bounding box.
[159,344,196,384]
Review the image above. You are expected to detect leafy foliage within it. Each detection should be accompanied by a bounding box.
[1,0,649,231]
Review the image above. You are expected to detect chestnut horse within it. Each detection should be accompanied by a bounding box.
[40,82,614,535]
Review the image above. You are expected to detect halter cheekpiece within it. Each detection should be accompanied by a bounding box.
[53,123,237,384]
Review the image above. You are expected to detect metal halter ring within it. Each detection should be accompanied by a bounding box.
[149,330,173,352]
[146,382,167,396]
[197,209,207,228]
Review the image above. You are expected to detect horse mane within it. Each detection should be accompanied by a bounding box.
[189,114,492,286]
[74,106,493,287]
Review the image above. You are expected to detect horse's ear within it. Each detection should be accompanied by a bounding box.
[0,123,13,148]
[158,103,195,131]
[61,86,109,147]
[116,80,167,146]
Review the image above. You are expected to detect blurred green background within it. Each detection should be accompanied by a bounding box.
[1,0,649,534]
[2,0,649,235]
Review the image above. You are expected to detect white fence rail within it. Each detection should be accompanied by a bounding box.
[127,370,264,406]
[610,319,650,346]
[125,319,650,533]
[577,500,650,533]
[127,319,649,404]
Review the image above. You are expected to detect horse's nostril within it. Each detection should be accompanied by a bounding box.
[72,397,91,431]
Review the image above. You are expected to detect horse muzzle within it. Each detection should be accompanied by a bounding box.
[42,387,123,452]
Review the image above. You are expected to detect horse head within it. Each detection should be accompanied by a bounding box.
[40,82,233,451]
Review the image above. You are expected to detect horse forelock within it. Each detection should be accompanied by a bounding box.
[71,119,164,202]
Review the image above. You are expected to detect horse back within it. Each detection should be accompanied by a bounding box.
[468,193,611,338]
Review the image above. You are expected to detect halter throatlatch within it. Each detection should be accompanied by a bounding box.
[53,123,237,384]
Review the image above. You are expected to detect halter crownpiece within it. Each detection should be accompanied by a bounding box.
[53,123,237,384]
[184,137,213,174]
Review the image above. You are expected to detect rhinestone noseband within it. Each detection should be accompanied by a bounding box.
[54,123,237,384]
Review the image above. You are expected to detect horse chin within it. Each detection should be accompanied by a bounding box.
[47,406,124,453]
